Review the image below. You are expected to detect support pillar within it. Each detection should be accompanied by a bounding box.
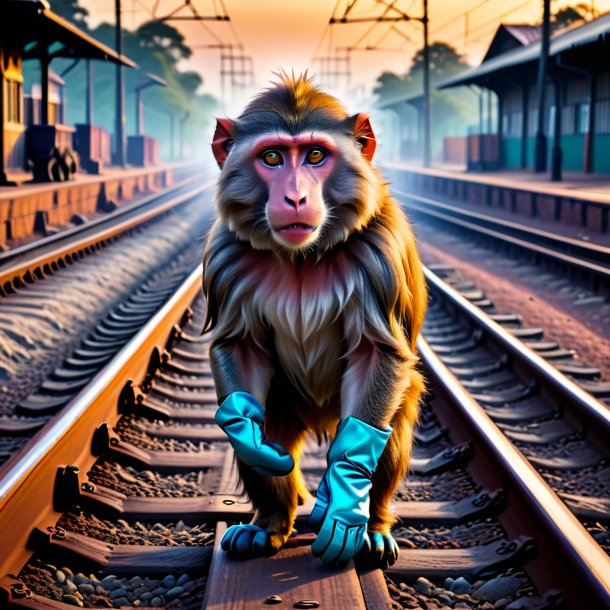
[551,74,562,182]
[0,54,6,184]
[521,84,528,169]
[114,0,125,166]
[136,89,143,136]
[422,0,431,167]
[534,0,551,172]
[41,46,49,125]
[86,59,93,125]
[585,74,596,174]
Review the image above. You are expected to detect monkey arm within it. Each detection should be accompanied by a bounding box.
[341,338,414,429]
[210,341,294,477]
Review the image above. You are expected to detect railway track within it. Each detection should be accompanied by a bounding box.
[421,264,610,550]
[1,264,609,608]
[0,170,216,468]
[390,187,610,291]
[0,167,213,294]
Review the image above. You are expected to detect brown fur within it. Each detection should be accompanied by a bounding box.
[203,73,426,550]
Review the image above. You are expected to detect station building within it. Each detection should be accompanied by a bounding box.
[0,0,136,184]
[439,13,610,175]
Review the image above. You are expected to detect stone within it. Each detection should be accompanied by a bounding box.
[451,577,472,595]
[414,576,434,595]
[61,567,74,577]
[73,574,88,586]
[437,593,455,605]
[166,586,185,599]
[152,586,167,596]
[62,594,84,607]
[141,592,154,601]
[472,576,525,602]
[110,587,129,599]
[151,597,163,606]
[443,578,454,589]
[63,580,78,594]
[176,573,190,587]
[55,570,66,584]
[112,597,132,606]
[162,574,176,588]
[77,583,95,595]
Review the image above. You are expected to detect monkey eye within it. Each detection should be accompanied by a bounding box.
[306,147,326,165]
[261,150,283,167]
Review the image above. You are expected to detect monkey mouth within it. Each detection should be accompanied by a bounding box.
[274,223,318,246]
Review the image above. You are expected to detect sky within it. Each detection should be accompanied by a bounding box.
[83,0,608,113]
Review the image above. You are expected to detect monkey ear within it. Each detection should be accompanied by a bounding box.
[211,118,235,169]
[351,113,376,162]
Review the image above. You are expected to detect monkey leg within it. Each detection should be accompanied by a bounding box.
[224,396,309,559]
[363,373,423,569]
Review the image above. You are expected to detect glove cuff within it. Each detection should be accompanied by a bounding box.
[328,416,392,476]
[215,391,264,428]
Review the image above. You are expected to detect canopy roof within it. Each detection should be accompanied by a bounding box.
[0,0,136,68]
[482,24,541,62]
[439,12,610,89]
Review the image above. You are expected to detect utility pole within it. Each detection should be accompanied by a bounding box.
[422,0,431,167]
[114,0,126,167]
[329,0,432,168]
[534,0,550,173]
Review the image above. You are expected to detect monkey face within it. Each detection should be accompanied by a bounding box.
[211,78,380,257]
[251,132,336,251]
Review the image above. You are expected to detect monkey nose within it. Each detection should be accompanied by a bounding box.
[284,195,307,209]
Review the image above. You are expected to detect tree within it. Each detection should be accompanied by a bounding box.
[49,0,89,27]
[409,42,470,83]
[373,41,478,161]
[551,3,598,33]
[137,21,192,63]
[42,1,220,161]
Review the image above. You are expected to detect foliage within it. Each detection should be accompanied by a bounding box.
[373,42,478,161]
[40,0,220,160]
[50,0,88,26]
[552,3,598,33]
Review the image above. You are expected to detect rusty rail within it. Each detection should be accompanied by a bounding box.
[0,173,215,294]
[393,188,610,282]
[418,337,610,607]
[0,267,203,577]
[424,266,610,437]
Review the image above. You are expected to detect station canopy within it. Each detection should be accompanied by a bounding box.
[0,0,137,67]
[438,12,610,90]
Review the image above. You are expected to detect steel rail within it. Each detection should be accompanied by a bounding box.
[423,265,610,437]
[418,336,610,606]
[394,187,610,262]
[0,267,203,576]
[394,189,610,281]
[0,173,215,290]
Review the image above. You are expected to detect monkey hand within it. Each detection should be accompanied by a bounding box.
[310,416,392,567]
[215,391,294,476]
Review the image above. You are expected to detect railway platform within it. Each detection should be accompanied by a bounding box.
[384,162,610,248]
[0,162,198,249]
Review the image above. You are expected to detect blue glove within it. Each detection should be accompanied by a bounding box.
[310,416,392,566]
[215,391,294,476]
